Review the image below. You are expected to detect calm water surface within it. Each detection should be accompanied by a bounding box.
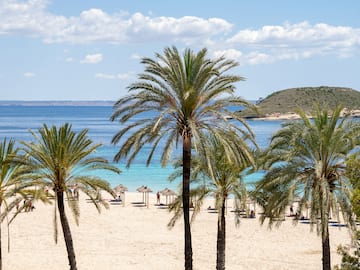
[0,105,284,192]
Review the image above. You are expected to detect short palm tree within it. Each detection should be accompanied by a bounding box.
[168,134,256,270]
[255,105,360,270]
[0,138,36,270]
[111,46,255,270]
[21,123,121,270]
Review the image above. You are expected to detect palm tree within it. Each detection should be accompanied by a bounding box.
[0,138,36,270]
[111,46,255,270]
[168,134,256,270]
[255,105,360,270]
[21,123,121,270]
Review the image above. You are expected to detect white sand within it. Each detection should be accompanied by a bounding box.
[3,192,353,270]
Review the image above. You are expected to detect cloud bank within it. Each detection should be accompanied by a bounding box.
[221,21,360,65]
[0,0,231,44]
[1,0,360,65]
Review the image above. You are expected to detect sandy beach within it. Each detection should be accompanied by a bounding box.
[3,192,353,270]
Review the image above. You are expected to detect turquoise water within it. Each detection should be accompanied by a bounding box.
[0,105,283,192]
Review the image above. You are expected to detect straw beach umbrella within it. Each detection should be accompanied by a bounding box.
[114,184,128,193]
[136,186,153,208]
[136,185,146,203]
[113,184,128,206]
[143,186,153,208]
[160,188,177,205]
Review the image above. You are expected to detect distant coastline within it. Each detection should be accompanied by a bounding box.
[252,109,360,121]
[0,100,115,106]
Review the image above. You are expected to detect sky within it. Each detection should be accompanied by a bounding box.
[0,0,360,101]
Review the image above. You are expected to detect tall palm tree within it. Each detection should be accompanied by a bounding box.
[21,123,121,270]
[111,46,255,270]
[0,138,36,270]
[168,134,256,270]
[255,105,360,270]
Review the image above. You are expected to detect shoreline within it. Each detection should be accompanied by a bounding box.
[251,109,360,121]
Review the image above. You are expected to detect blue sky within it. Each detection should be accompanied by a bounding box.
[0,0,359,101]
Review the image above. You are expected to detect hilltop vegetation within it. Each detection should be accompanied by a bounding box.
[241,86,360,118]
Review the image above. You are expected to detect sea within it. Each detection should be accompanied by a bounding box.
[0,103,284,193]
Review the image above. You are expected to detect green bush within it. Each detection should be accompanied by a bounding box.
[334,233,360,270]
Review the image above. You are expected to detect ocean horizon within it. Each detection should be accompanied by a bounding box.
[0,100,115,106]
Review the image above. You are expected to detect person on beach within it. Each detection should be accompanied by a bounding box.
[290,205,294,216]
[23,199,28,212]
[156,192,160,204]
[24,199,33,212]
[190,200,194,209]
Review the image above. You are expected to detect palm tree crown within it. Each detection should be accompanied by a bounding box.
[255,105,360,270]
[111,46,255,167]
[111,46,256,270]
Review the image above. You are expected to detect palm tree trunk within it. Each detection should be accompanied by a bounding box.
[216,197,226,270]
[183,136,193,270]
[320,193,331,270]
[322,222,331,270]
[57,191,77,270]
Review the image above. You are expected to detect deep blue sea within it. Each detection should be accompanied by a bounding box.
[0,105,284,192]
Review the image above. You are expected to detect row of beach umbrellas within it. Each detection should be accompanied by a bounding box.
[113,184,177,208]
[111,186,339,222]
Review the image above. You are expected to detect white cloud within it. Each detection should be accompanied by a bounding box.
[226,21,360,63]
[81,53,103,64]
[65,57,74,62]
[0,0,66,38]
[130,53,142,60]
[211,49,272,65]
[213,49,243,61]
[95,73,116,79]
[0,1,232,45]
[227,21,356,45]
[23,72,35,77]
[95,72,132,80]
[245,52,272,65]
